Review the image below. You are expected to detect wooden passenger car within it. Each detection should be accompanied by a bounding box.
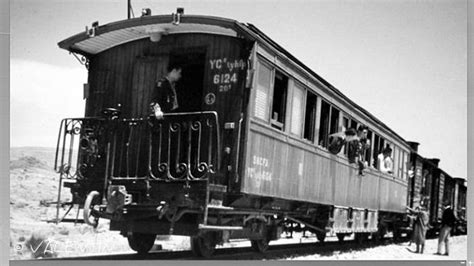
[55,11,419,256]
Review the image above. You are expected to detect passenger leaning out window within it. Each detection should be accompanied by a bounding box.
[377,145,393,174]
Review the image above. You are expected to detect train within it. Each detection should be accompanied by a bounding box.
[51,9,467,257]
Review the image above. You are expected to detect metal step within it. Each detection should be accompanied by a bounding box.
[198,224,243,231]
[45,218,85,224]
[207,204,235,210]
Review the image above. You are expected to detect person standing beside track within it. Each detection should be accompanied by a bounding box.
[435,201,456,256]
[407,205,430,254]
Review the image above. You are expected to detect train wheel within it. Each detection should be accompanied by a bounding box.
[127,232,156,254]
[336,233,346,242]
[191,232,217,258]
[316,231,326,243]
[83,191,100,228]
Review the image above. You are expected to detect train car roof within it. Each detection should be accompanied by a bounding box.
[59,14,410,147]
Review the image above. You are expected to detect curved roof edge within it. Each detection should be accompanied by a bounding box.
[58,15,245,56]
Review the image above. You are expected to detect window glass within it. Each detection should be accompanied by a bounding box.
[319,102,339,148]
[393,145,398,177]
[290,82,304,136]
[304,91,318,141]
[350,120,358,130]
[318,100,331,147]
[342,117,349,131]
[254,62,272,120]
[329,107,340,135]
[364,129,373,166]
[342,117,350,156]
[373,134,380,168]
[400,151,405,180]
[270,71,288,130]
[403,151,409,180]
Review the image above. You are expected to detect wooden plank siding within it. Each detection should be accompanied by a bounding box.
[242,120,407,213]
[84,33,250,184]
[86,33,249,122]
[238,44,409,213]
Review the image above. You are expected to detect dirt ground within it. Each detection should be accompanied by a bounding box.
[285,234,467,260]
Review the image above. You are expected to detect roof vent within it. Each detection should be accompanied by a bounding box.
[85,21,99,37]
[172,7,184,25]
[141,8,151,17]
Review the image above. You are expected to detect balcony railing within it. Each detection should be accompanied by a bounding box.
[54,111,220,183]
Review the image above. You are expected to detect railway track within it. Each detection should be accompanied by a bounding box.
[43,235,407,260]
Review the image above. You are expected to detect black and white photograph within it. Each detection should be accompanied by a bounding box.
[7,0,469,263]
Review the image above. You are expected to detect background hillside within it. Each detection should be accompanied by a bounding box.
[9,147,131,259]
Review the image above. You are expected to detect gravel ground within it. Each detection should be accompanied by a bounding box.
[286,235,467,260]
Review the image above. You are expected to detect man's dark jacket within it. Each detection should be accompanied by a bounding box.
[151,78,177,113]
[441,207,456,227]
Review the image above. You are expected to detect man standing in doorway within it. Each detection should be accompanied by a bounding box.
[150,63,183,119]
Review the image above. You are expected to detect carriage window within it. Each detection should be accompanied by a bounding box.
[318,101,330,147]
[304,91,318,141]
[400,151,405,180]
[290,82,304,136]
[329,107,340,135]
[342,117,349,131]
[403,151,409,180]
[271,71,288,130]
[373,134,380,168]
[342,116,354,156]
[376,137,387,172]
[254,62,272,121]
[392,145,398,177]
[364,129,373,166]
[350,120,358,130]
[318,101,339,148]
[398,149,404,179]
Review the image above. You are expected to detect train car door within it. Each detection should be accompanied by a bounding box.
[131,55,169,118]
[169,49,206,112]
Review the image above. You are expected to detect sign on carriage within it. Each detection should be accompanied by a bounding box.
[209,57,247,93]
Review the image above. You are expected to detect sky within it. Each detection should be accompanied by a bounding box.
[10,0,467,178]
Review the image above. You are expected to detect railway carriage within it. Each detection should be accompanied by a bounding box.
[452,177,467,235]
[51,10,465,257]
[407,147,468,236]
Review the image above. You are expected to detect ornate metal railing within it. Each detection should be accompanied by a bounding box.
[147,112,220,180]
[54,111,220,183]
[54,117,106,180]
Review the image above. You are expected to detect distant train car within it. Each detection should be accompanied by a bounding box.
[406,146,467,237]
[452,177,467,235]
[51,10,464,257]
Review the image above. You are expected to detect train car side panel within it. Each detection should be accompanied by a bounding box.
[242,121,407,212]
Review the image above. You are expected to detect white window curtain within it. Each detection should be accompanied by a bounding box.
[290,83,304,136]
[254,62,272,121]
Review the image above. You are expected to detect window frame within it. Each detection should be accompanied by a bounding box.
[253,60,274,123]
[289,80,306,137]
[269,70,289,131]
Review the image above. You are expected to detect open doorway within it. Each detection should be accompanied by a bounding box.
[169,49,206,112]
